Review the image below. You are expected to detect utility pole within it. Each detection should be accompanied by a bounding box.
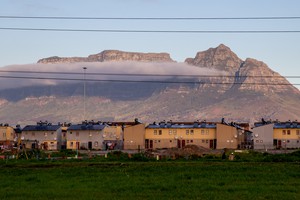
[83,67,87,121]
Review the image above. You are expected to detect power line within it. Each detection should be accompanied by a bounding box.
[0,69,300,79]
[0,75,299,85]
[1,16,300,20]
[1,27,299,33]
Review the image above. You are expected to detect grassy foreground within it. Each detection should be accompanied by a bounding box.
[0,159,299,200]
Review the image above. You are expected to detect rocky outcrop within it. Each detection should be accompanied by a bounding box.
[185,44,242,74]
[37,50,174,64]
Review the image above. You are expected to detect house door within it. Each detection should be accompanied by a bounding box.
[177,140,181,148]
[209,140,214,149]
[149,140,153,149]
[88,141,92,150]
[76,142,80,150]
[278,140,282,149]
[145,139,149,149]
[182,140,186,148]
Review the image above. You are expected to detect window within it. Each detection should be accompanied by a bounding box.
[260,140,263,143]
[206,130,209,135]
[173,130,177,135]
[190,130,194,135]
[296,130,300,135]
[287,140,290,143]
[76,132,79,137]
[287,130,291,135]
[206,140,208,144]
[186,130,189,135]
[202,140,205,143]
[159,130,162,135]
[51,132,54,135]
[256,140,259,143]
[70,142,74,147]
[169,140,172,143]
[158,140,161,143]
[32,132,35,136]
[201,130,205,135]
[187,140,190,143]
[2,132,6,137]
[169,130,172,135]
[190,140,193,143]
[282,130,286,135]
[154,130,157,135]
[44,132,47,137]
[94,141,98,147]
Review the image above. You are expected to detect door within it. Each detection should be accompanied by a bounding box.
[182,140,186,148]
[149,140,153,149]
[177,140,181,148]
[209,140,214,149]
[278,140,282,149]
[88,141,92,150]
[76,142,80,150]
[145,139,149,149]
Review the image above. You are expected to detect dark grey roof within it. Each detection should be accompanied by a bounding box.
[67,123,107,131]
[254,121,300,129]
[147,122,216,129]
[22,125,61,132]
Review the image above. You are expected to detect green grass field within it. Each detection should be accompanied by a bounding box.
[0,159,299,200]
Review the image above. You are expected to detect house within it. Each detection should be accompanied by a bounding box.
[102,122,123,150]
[145,121,217,150]
[252,120,274,150]
[0,123,16,150]
[66,121,107,150]
[22,121,62,150]
[123,120,145,150]
[273,121,300,149]
[216,121,244,150]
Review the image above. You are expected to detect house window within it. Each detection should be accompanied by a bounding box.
[296,130,300,135]
[173,130,177,135]
[76,132,79,137]
[256,140,259,143]
[201,130,205,135]
[206,130,209,135]
[202,140,205,143]
[154,130,157,135]
[70,142,74,147]
[169,130,172,135]
[154,140,157,143]
[187,140,190,143]
[170,140,172,143]
[190,130,194,135]
[3,132,6,137]
[287,130,291,135]
[44,132,47,137]
[282,130,286,135]
[287,140,290,143]
[158,140,161,143]
[51,132,54,135]
[186,130,189,135]
[94,141,98,147]
[158,130,162,135]
[190,140,193,143]
[260,140,263,143]
[206,140,208,144]
[32,132,35,136]
[70,132,73,134]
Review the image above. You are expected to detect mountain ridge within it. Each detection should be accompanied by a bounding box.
[0,44,299,125]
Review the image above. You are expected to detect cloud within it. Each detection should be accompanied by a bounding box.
[0,61,226,90]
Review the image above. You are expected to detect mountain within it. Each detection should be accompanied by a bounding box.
[0,44,299,125]
[37,50,174,63]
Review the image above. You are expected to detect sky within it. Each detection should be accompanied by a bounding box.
[1,0,300,86]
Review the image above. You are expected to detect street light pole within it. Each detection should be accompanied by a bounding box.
[83,67,87,121]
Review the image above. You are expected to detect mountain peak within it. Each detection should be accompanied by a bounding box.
[185,44,242,73]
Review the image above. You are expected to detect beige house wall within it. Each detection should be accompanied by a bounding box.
[123,124,145,150]
[216,124,238,149]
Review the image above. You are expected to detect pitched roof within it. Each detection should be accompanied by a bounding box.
[147,122,216,129]
[67,123,107,131]
[22,124,61,132]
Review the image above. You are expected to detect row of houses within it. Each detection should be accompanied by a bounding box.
[1,118,300,151]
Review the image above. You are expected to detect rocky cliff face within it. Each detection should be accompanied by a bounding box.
[37,50,174,64]
[185,44,299,95]
[185,44,242,74]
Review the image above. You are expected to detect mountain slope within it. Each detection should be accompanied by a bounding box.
[0,45,299,125]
